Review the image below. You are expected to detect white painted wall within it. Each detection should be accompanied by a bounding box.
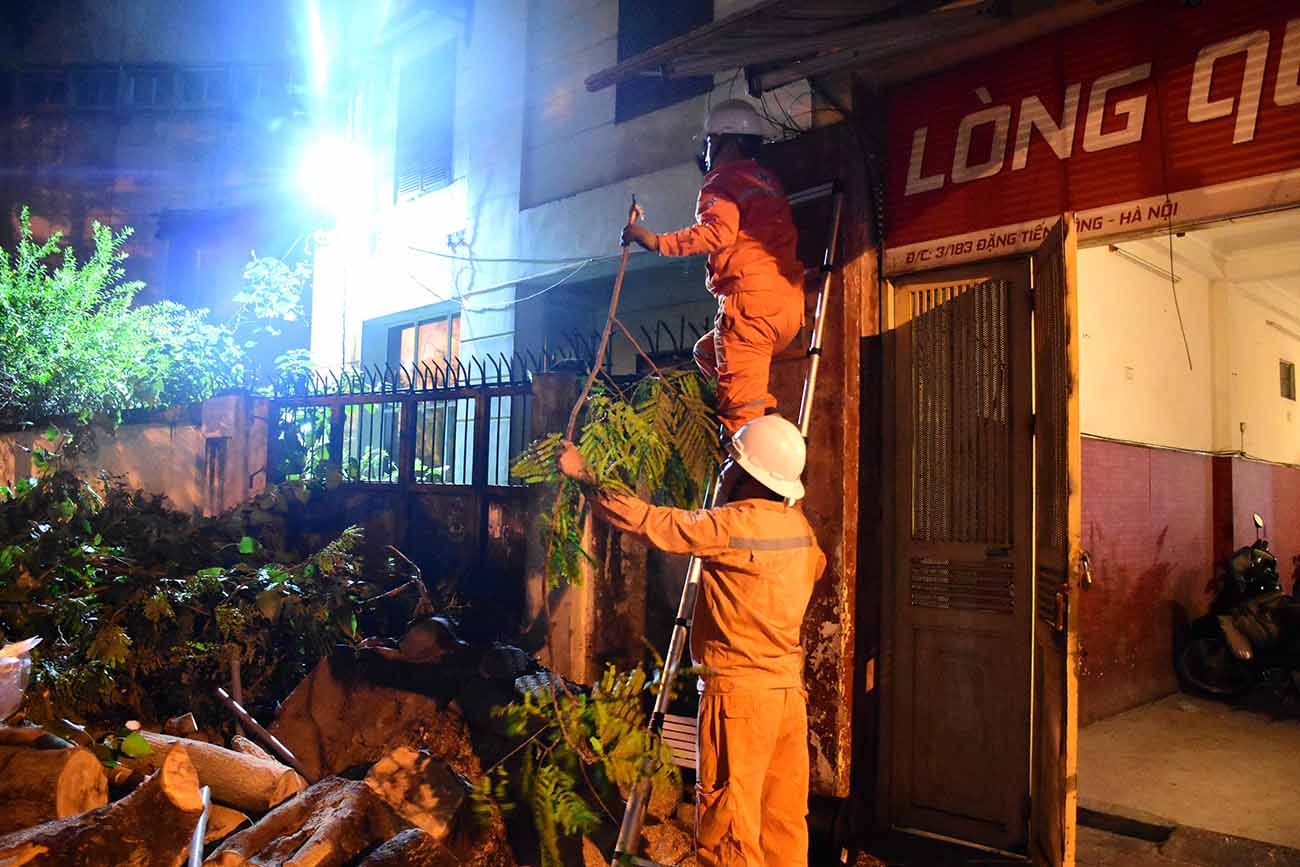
[1079,235,1300,465]
[1079,244,1214,451]
[1226,289,1300,464]
[311,0,528,371]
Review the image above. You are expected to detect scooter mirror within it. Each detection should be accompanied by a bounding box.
[1254,513,1265,530]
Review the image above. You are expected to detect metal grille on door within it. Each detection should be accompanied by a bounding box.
[908,279,1015,613]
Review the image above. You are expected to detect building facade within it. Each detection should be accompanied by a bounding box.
[307,0,814,376]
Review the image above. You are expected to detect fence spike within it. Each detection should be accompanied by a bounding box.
[656,319,677,353]
[472,357,486,385]
[487,354,503,384]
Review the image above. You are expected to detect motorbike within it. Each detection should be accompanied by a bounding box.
[1175,513,1300,700]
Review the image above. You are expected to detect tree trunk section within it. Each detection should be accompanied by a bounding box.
[205,777,406,867]
[228,736,273,763]
[0,745,203,867]
[0,745,109,835]
[357,828,460,867]
[122,732,305,813]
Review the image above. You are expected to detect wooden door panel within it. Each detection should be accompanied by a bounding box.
[1029,215,1081,867]
[891,259,1033,854]
[910,626,1019,829]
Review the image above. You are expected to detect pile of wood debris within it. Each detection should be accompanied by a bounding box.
[0,614,523,866]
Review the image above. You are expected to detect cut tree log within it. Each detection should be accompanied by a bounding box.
[363,747,467,841]
[229,736,273,763]
[121,732,305,813]
[0,744,108,835]
[204,777,405,867]
[203,805,249,844]
[356,828,459,867]
[0,745,203,867]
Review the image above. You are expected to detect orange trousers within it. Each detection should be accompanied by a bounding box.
[694,290,803,434]
[695,688,809,867]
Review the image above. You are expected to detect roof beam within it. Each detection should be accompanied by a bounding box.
[853,0,1143,89]
[667,3,992,78]
[747,4,997,90]
[583,0,905,92]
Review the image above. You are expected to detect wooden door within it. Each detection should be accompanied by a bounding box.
[1029,215,1082,867]
[889,258,1034,853]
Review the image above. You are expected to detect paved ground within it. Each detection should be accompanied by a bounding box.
[848,826,1300,867]
[1080,693,1300,849]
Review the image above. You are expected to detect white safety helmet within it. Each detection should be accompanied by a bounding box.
[704,99,770,138]
[727,415,806,501]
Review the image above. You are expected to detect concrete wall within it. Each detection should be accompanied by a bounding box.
[0,394,268,516]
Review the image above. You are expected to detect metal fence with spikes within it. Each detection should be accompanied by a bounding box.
[268,354,548,490]
[266,313,709,491]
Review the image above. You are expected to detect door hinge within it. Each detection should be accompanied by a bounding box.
[1029,412,1037,435]
[1028,288,1036,310]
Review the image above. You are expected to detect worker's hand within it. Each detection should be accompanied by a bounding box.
[557,440,595,484]
[621,223,659,252]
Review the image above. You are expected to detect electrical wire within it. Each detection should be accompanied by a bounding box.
[406,254,606,313]
[407,245,624,265]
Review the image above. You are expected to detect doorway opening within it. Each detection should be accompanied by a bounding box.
[1075,207,1300,851]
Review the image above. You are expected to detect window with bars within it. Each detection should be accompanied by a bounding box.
[614,0,712,123]
[394,44,456,201]
[73,66,119,109]
[127,67,174,107]
[180,69,228,107]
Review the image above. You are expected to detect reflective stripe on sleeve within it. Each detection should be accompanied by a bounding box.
[728,535,813,551]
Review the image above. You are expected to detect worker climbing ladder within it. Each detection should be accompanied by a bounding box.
[613,180,846,866]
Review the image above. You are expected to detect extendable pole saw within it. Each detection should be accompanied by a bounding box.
[612,181,845,866]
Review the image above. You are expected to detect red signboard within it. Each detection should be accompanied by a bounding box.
[884,0,1300,274]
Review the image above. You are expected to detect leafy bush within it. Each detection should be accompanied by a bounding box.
[0,468,374,728]
[0,207,309,428]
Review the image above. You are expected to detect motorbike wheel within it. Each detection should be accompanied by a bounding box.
[1176,636,1255,697]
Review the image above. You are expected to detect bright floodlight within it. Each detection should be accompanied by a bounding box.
[298,136,372,213]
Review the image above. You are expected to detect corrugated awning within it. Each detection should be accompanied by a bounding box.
[585,0,1137,95]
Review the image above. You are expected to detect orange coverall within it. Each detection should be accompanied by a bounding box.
[657,159,805,434]
[589,490,826,867]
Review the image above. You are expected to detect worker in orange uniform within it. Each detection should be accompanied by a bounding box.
[557,414,825,867]
[622,99,805,434]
